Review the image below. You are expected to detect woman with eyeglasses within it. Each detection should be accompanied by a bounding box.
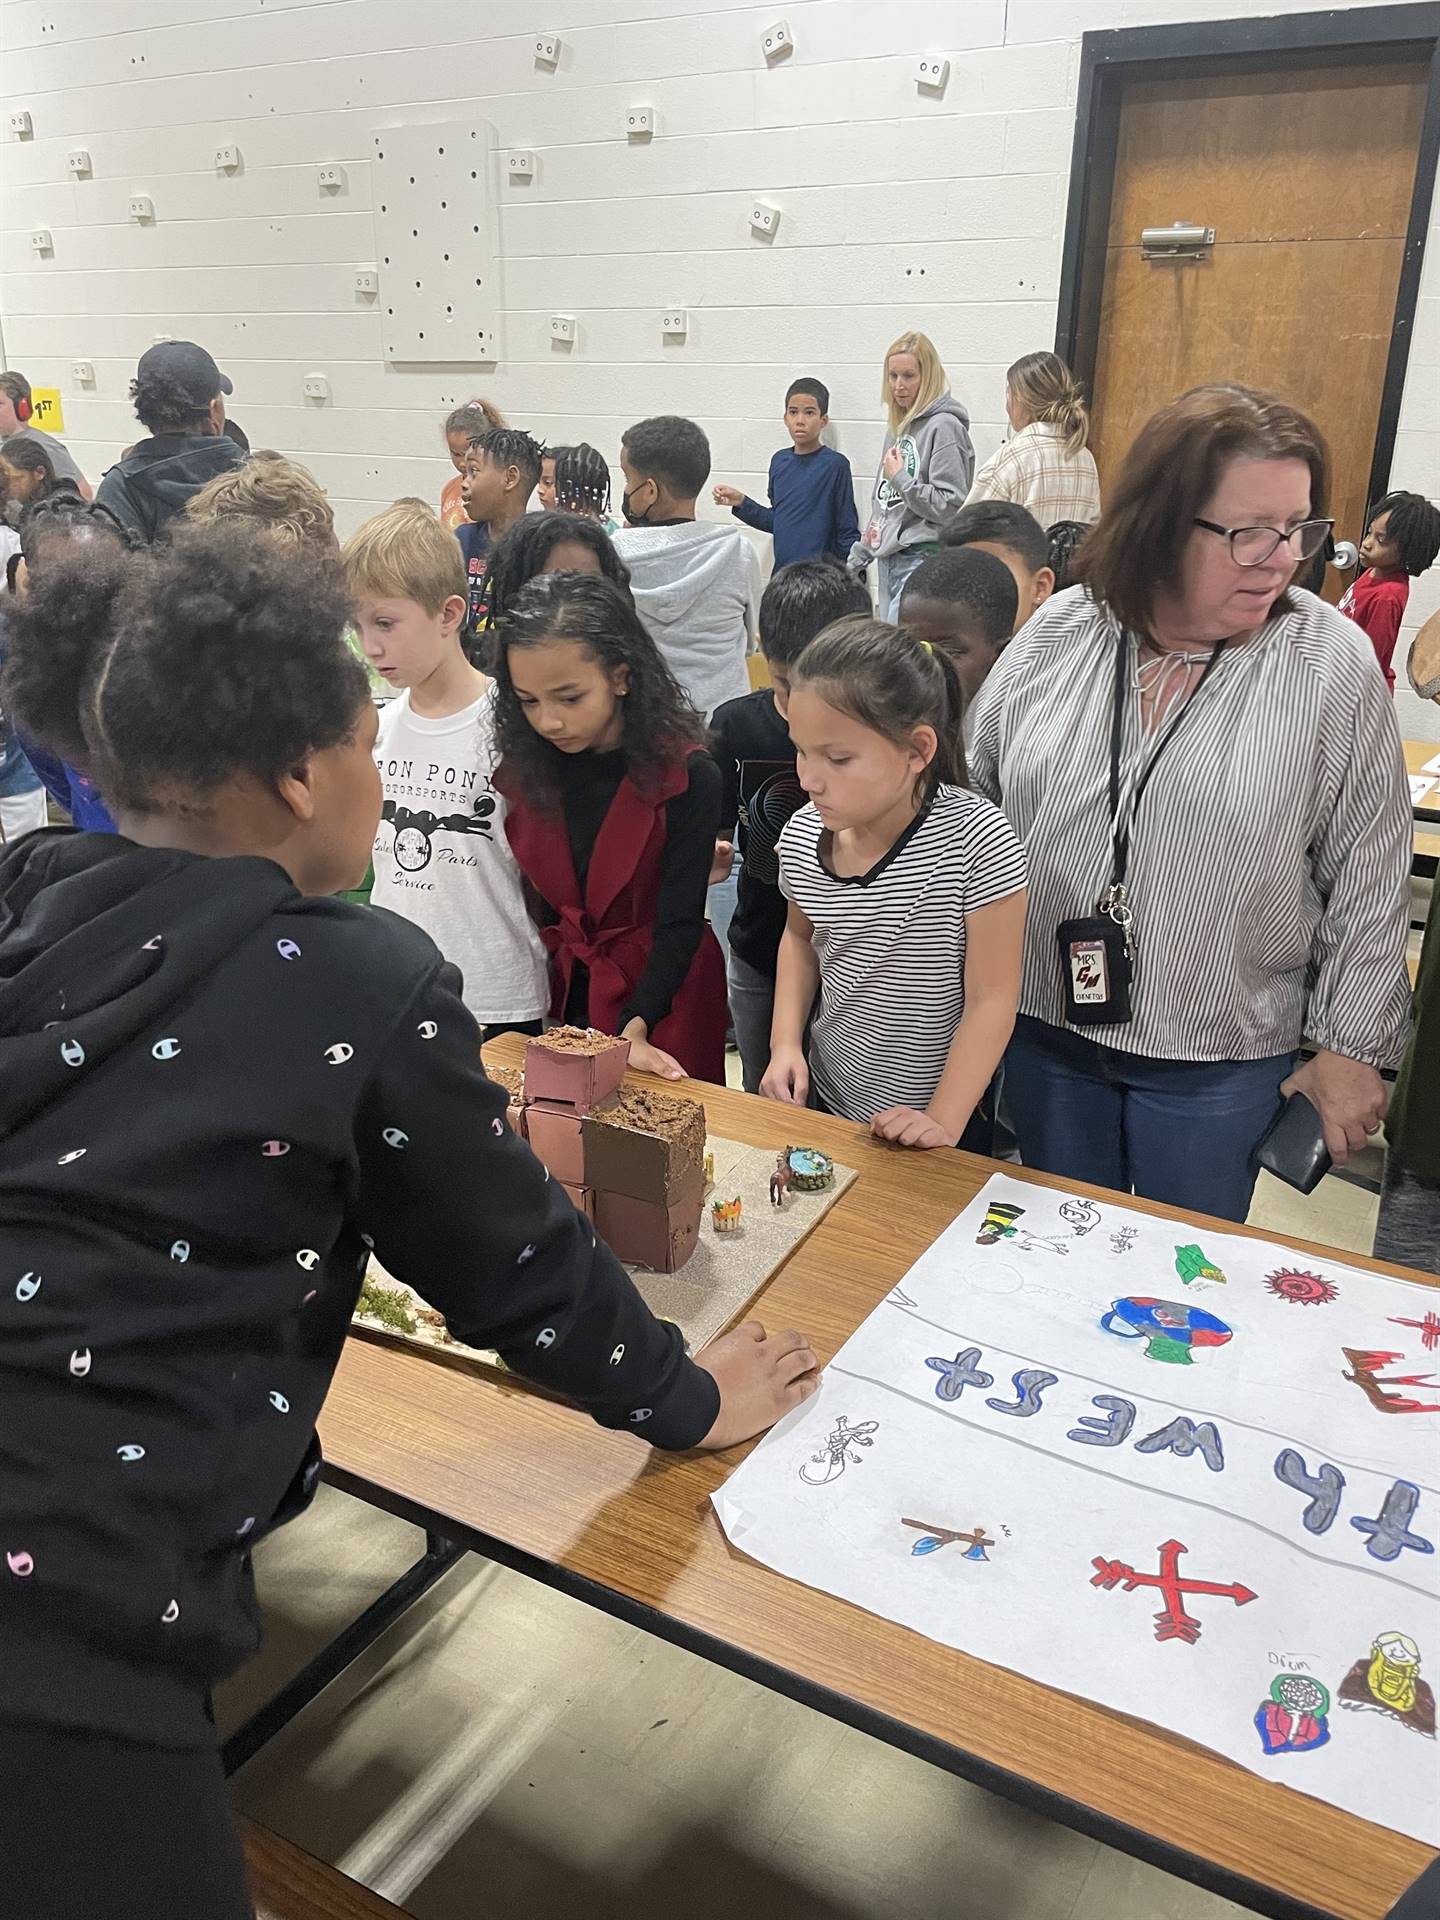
[967,384,1411,1220]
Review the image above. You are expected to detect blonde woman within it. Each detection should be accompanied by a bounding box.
[852,332,973,618]
[966,353,1101,527]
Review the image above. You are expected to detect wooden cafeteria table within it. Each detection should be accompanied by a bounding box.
[288,1037,1437,1920]
[1405,738,1440,865]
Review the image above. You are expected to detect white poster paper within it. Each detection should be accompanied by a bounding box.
[714,1176,1440,1844]
[1409,774,1436,805]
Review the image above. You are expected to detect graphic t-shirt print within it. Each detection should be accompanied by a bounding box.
[865,435,918,546]
[375,750,496,883]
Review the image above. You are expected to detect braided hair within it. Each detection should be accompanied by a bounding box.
[1369,491,1440,577]
[553,443,613,520]
[1045,519,1092,593]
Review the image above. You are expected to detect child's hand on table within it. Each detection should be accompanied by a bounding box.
[712,484,745,508]
[695,1319,820,1448]
[627,1038,686,1080]
[760,1047,809,1107]
[870,1105,956,1150]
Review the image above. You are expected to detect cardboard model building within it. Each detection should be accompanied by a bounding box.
[523,1026,631,1112]
[508,1036,707,1273]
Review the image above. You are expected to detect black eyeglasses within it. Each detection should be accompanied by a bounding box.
[1193,516,1334,568]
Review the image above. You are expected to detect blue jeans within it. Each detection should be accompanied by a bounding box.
[1003,1015,1294,1223]
[709,865,739,964]
[727,950,776,1095]
[877,549,926,620]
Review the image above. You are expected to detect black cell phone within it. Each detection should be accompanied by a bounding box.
[1256,1091,1332,1194]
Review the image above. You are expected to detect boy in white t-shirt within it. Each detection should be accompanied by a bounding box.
[345,502,548,1037]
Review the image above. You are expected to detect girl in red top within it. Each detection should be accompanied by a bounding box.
[1338,490,1440,692]
[494,572,728,1082]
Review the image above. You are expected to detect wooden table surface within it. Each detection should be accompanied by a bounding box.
[320,1036,1439,1920]
[1405,738,1440,862]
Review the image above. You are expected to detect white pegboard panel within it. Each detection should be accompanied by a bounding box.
[372,120,499,365]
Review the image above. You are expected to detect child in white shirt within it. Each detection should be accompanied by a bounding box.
[346,502,547,1036]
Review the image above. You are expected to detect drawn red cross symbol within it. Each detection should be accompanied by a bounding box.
[1090,1539,1257,1644]
[1391,1312,1440,1354]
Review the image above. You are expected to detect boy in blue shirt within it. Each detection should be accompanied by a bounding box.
[713,379,860,568]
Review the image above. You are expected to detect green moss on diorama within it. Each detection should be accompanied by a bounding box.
[357,1278,417,1336]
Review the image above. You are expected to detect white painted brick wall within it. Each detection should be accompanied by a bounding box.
[1,0,1437,733]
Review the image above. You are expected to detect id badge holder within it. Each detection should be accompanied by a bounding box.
[1056,887,1133,1026]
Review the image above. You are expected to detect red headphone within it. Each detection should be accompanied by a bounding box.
[7,385,31,422]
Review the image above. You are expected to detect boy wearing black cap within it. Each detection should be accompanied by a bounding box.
[97,341,244,542]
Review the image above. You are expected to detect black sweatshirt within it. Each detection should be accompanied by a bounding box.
[0,831,719,1749]
[709,689,803,981]
[534,742,721,1032]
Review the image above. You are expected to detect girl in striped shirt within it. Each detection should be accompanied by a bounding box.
[761,617,1027,1149]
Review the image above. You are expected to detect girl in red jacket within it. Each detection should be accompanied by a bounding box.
[1338,490,1440,691]
[494,572,728,1083]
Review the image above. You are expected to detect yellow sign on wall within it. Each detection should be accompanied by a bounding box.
[28,388,65,433]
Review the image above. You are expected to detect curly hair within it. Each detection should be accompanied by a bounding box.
[130,370,213,435]
[1369,491,1440,577]
[620,416,711,500]
[185,451,335,548]
[2,521,370,815]
[900,548,1018,653]
[444,397,506,441]
[552,442,613,519]
[492,572,705,806]
[482,511,631,636]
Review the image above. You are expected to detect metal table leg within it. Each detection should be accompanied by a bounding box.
[222,1530,467,1776]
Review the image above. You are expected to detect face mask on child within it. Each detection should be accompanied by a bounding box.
[621,482,655,527]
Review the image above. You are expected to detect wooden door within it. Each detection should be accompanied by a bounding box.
[1088,61,1429,565]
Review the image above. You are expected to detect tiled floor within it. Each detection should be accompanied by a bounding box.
[222,1135,1392,1919]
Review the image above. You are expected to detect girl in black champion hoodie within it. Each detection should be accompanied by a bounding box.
[0,522,817,1920]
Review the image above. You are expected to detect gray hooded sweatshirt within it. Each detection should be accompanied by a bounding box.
[613,520,762,719]
[853,393,975,566]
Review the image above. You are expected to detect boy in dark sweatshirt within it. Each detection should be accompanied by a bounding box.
[714,377,861,569]
[0,523,816,1918]
[95,340,244,543]
[709,559,870,1091]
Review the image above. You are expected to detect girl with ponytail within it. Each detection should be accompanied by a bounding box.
[965,351,1101,530]
[760,615,1027,1149]
[440,397,506,528]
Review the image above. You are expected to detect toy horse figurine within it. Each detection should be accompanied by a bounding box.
[769,1147,794,1208]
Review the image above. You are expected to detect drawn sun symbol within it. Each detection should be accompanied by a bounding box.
[1264,1268,1339,1306]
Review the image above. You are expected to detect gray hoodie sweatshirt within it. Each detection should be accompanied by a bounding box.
[613,520,762,719]
[853,393,975,566]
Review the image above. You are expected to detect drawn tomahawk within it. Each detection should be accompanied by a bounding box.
[1090,1539,1257,1644]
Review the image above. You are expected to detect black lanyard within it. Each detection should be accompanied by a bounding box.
[1106,628,1227,893]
